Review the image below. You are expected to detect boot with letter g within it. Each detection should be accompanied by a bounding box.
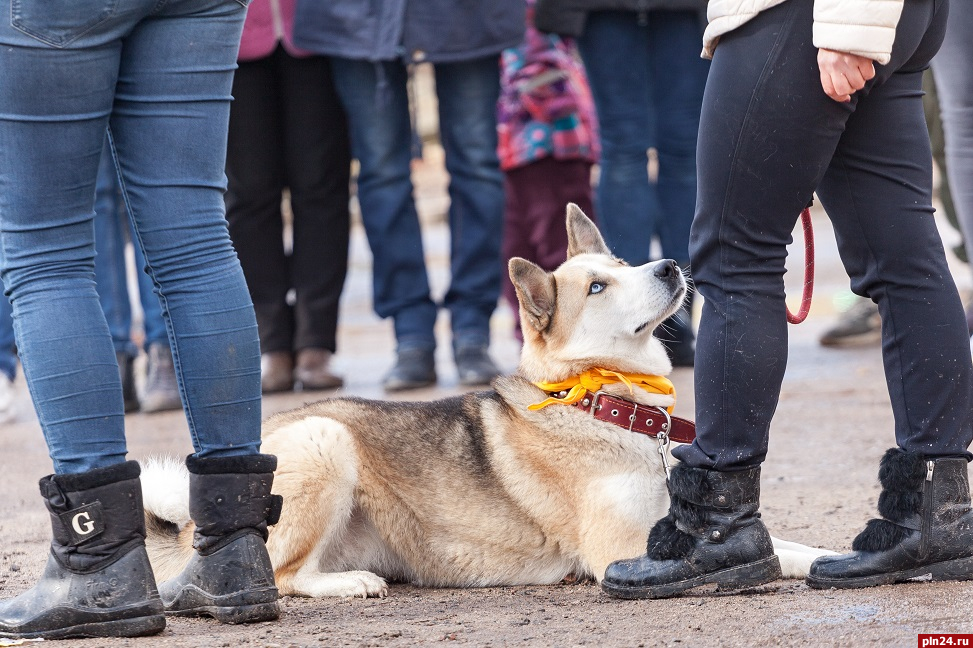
[0,461,166,640]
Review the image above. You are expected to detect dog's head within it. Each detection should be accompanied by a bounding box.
[509,204,688,382]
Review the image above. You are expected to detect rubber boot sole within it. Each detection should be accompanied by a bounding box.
[0,608,165,640]
[601,555,783,600]
[806,555,973,590]
[165,586,280,624]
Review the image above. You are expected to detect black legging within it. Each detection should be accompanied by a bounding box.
[675,0,973,470]
[225,45,351,355]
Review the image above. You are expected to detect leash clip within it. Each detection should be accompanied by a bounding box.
[655,406,672,478]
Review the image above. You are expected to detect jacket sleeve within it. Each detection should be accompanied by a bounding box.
[812,0,904,65]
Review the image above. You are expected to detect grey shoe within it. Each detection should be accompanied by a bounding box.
[382,348,436,392]
[454,345,501,387]
[141,343,182,413]
[819,298,881,347]
[0,372,15,425]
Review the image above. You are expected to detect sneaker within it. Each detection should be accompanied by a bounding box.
[116,352,140,413]
[0,373,15,424]
[261,351,294,394]
[293,348,343,391]
[382,348,436,392]
[819,298,881,347]
[454,345,501,387]
[141,343,183,413]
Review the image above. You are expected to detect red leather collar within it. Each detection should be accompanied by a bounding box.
[567,390,696,444]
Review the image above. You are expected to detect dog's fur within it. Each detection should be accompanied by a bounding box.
[143,205,831,598]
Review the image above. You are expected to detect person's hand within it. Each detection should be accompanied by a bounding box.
[817,49,875,103]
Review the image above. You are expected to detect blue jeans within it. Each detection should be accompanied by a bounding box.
[94,138,169,357]
[0,280,14,381]
[578,10,709,267]
[931,0,973,282]
[676,0,970,470]
[0,0,261,473]
[330,56,504,351]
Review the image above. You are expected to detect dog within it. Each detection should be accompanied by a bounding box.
[142,205,832,599]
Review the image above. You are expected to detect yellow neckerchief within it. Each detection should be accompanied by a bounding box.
[529,368,675,413]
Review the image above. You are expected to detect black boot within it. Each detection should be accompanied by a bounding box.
[601,464,781,599]
[660,290,695,368]
[807,449,973,589]
[0,461,165,639]
[159,454,282,624]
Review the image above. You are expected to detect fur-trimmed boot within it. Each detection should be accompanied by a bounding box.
[0,461,165,639]
[159,454,282,624]
[807,449,973,589]
[601,464,781,599]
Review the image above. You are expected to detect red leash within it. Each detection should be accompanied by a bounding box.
[786,207,814,324]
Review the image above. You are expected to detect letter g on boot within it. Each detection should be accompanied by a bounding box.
[58,502,106,545]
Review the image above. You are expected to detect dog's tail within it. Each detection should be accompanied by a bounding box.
[141,456,196,582]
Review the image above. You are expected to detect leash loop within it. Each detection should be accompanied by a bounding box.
[786,207,815,324]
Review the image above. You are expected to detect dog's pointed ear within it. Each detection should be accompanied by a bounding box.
[566,203,611,258]
[509,257,556,332]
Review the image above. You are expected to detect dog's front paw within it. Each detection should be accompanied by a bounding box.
[295,570,389,599]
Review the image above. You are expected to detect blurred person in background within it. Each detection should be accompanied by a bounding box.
[536,0,709,367]
[0,286,15,424]
[225,0,352,395]
[931,1,973,342]
[498,0,600,342]
[94,138,182,413]
[293,0,524,391]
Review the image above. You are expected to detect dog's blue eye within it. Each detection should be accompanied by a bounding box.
[589,282,605,295]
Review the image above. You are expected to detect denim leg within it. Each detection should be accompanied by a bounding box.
[647,12,708,267]
[435,57,504,346]
[0,0,257,473]
[133,236,168,349]
[577,11,659,266]
[675,0,966,470]
[931,1,973,279]
[0,280,14,381]
[111,0,260,457]
[0,41,127,472]
[329,58,437,351]
[94,137,138,358]
[99,133,168,351]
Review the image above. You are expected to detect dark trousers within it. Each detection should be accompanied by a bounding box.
[225,46,351,354]
[675,0,973,471]
[501,157,594,326]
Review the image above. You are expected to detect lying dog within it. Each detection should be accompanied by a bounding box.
[143,205,831,598]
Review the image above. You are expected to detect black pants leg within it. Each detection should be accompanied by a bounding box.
[225,46,351,355]
[282,55,350,353]
[676,0,971,471]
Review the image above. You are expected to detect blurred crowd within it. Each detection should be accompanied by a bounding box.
[1,0,969,425]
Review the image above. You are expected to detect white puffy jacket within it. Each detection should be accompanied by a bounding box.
[703,0,905,64]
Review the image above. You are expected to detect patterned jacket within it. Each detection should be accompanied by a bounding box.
[497,3,599,171]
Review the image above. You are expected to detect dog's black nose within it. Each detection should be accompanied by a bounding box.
[654,260,680,279]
